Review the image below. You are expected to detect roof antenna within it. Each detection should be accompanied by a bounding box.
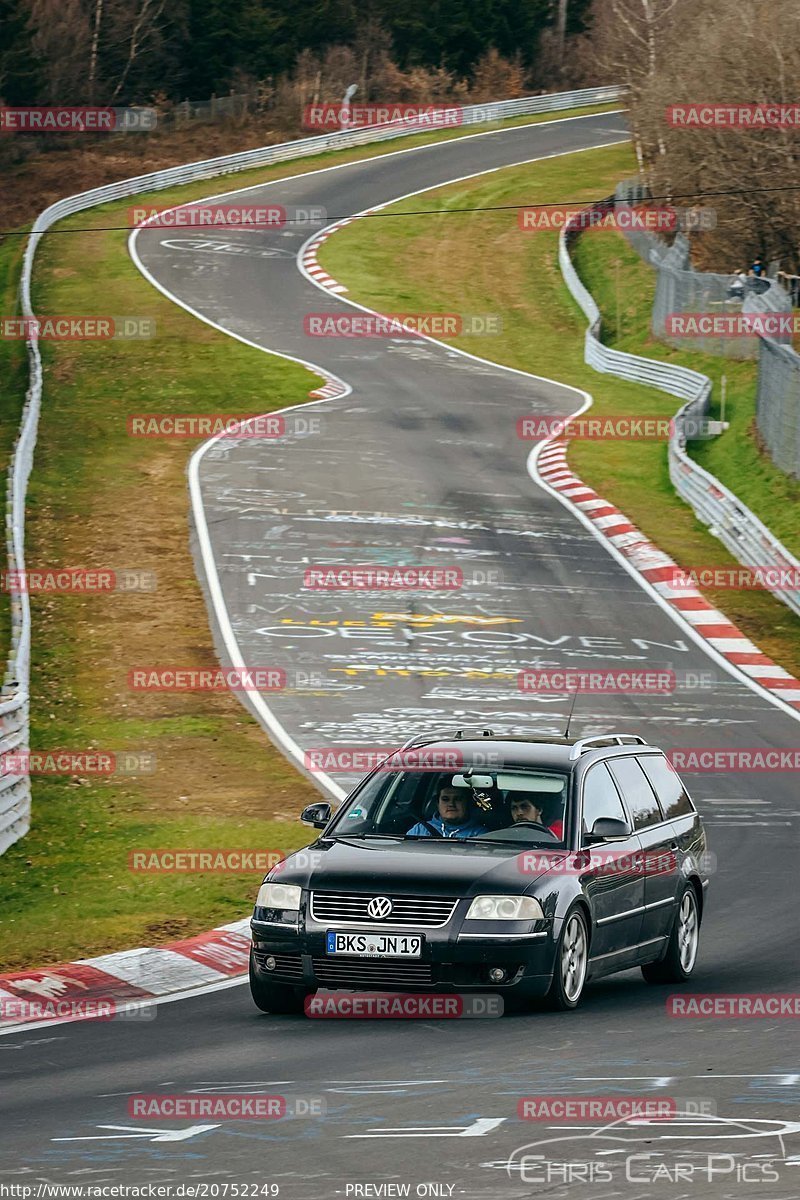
[563,688,580,739]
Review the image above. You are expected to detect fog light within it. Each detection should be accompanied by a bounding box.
[265,955,276,971]
[488,966,507,984]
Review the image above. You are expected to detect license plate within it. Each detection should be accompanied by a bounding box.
[326,932,423,958]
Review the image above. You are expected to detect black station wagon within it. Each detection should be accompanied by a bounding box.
[249,731,710,1013]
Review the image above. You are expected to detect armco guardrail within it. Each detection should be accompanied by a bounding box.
[0,85,624,853]
[0,692,29,852]
[559,202,800,620]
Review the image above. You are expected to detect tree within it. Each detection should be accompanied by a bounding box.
[589,0,686,170]
[633,0,800,271]
[26,0,91,102]
[0,0,39,102]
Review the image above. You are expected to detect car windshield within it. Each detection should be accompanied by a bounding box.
[328,766,569,847]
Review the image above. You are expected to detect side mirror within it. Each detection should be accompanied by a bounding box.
[589,816,632,841]
[301,802,332,829]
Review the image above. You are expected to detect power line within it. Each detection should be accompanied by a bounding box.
[3,183,800,238]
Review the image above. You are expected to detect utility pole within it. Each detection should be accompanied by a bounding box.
[341,84,358,130]
[557,0,569,66]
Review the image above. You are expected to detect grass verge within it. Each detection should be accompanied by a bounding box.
[0,103,619,971]
[318,140,800,677]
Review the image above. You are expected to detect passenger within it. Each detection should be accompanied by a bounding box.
[510,794,564,839]
[407,784,488,839]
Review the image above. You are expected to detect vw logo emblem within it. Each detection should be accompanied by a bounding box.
[367,895,393,920]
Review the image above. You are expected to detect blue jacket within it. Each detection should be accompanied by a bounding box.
[406,813,488,839]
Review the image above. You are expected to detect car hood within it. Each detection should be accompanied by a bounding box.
[273,837,569,896]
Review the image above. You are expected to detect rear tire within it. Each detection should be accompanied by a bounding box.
[249,949,307,1014]
[641,885,700,984]
[544,907,589,1010]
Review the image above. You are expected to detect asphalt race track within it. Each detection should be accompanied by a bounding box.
[2,112,799,1199]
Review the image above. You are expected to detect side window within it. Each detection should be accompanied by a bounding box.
[581,763,628,840]
[639,755,694,819]
[607,757,662,830]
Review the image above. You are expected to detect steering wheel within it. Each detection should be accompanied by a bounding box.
[512,820,558,840]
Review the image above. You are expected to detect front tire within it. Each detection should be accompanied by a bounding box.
[544,907,589,1010]
[249,949,307,1014]
[641,885,700,984]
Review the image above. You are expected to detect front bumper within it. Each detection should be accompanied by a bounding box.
[250,916,557,997]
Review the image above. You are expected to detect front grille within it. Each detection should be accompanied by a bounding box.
[312,957,434,989]
[310,892,458,928]
[253,951,304,981]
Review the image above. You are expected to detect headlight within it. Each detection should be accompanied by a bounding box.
[256,882,302,910]
[465,895,544,921]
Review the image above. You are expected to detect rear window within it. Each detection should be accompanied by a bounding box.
[638,755,694,819]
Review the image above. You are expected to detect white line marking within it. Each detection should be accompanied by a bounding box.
[347,1117,506,1138]
[54,1125,220,1143]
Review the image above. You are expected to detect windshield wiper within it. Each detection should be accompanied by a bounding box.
[326,832,405,842]
[466,836,562,846]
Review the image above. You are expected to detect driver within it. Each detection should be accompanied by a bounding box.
[407,784,488,839]
[510,794,564,839]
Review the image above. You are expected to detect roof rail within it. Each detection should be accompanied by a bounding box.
[569,734,647,760]
[398,727,495,752]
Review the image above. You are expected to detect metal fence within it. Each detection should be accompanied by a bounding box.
[0,84,625,854]
[613,178,794,359]
[756,338,800,479]
[613,178,800,476]
[160,92,260,128]
[559,203,800,621]
[651,237,793,360]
